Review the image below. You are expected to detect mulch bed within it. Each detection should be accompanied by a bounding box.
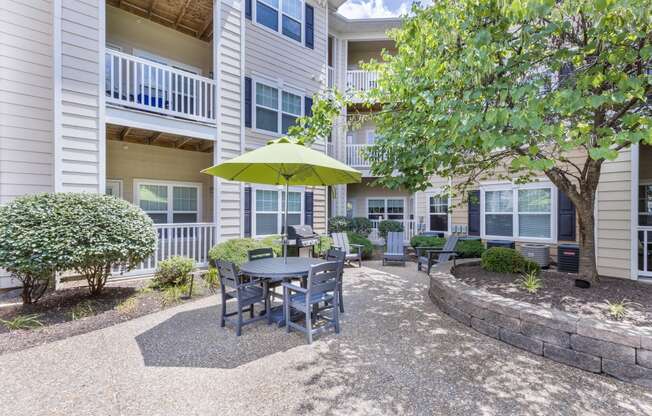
[0,280,212,355]
[453,263,652,327]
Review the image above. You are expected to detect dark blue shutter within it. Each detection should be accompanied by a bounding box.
[244,77,252,128]
[245,0,252,20]
[244,187,252,237]
[304,191,314,227]
[468,190,480,236]
[558,189,576,241]
[304,96,313,116]
[305,4,314,49]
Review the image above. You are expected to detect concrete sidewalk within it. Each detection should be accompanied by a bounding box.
[1,262,651,416]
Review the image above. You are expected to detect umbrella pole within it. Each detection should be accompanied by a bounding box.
[283,181,289,264]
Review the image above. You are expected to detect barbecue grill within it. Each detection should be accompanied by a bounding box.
[286,225,320,257]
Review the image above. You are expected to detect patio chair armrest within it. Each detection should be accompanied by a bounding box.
[350,244,363,253]
[426,250,458,259]
[282,282,308,293]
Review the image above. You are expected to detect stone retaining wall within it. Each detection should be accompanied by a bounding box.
[429,261,652,388]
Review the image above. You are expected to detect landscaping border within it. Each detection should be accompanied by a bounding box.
[429,260,652,388]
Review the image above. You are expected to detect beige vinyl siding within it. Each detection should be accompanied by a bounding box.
[55,0,103,193]
[348,181,412,218]
[216,0,244,239]
[0,0,54,204]
[106,141,214,222]
[106,6,212,76]
[311,186,327,234]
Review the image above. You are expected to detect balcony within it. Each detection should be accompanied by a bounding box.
[346,143,378,168]
[105,50,217,124]
[346,70,379,94]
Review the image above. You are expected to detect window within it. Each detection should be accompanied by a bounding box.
[429,195,448,232]
[482,184,555,240]
[256,0,302,43]
[367,198,405,221]
[255,81,303,134]
[136,181,201,224]
[254,187,303,236]
[639,184,652,226]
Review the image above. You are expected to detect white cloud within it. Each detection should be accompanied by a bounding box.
[337,0,410,19]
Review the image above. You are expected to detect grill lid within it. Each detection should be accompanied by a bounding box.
[287,224,315,239]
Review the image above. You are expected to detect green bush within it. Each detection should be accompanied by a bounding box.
[348,217,372,235]
[348,232,373,259]
[0,193,156,302]
[455,239,486,258]
[317,235,332,256]
[410,235,445,249]
[154,256,195,287]
[378,220,404,239]
[208,236,282,267]
[328,216,350,233]
[481,247,540,274]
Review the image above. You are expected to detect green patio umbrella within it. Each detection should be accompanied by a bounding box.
[202,137,361,261]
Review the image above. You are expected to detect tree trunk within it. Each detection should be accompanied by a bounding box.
[576,204,598,281]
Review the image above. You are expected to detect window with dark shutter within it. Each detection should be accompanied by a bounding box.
[304,191,314,227]
[244,77,252,128]
[244,187,252,237]
[557,189,576,241]
[468,190,480,236]
[304,96,313,117]
[304,4,314,49]
[245,0,252,20]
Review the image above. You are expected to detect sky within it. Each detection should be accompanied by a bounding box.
[337,0,421,19]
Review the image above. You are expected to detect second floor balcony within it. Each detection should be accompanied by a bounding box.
[346,143,382,169]
[105,50,217,125]
[346,70,379,95]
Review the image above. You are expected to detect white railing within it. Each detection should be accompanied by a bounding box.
[111,222,217,279]
[346,70,379,93]
[638,226,652,277]
[328,66,335,89]
[346,143,377,167]
[105,50,217,124]
[369,219,416,242]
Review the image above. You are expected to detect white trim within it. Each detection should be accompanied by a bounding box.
[252,0,306,46]
[252,77,307,135]
[133,179,203,224]
[106,179,123,199]
[53,0,63,193]
[631,143,640,279]
[251,185,305,237]
[214,0,222,239]
[98,4,106,194]
[365,197,407,221]
[480,181,558,243]
[424,190,451,235]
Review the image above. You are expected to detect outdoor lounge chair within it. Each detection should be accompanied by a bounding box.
[325,248,346,313]
[383,231,407,266]
[331,232,363,267]
[283,261,341,344]
[248,247,274,261]
[416,236,459,275]
[215,259,270,336]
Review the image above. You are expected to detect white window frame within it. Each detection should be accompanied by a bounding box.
[133,179,203,224]
[425,191,451,234]
[638,180,652,225]
[253,0,305,46]
[366,197,407,222]
[366,129,376,145]
[253,78,305,135]
[252,184,305,237]
[105,179,123,199]
[480,181,557,243]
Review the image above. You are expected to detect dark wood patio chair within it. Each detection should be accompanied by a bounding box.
[215,259,270,336]
[383,231,407,266]
[283,261,341,344]
[326,248,346,313]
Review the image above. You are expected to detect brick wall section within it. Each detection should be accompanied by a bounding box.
[429,261,652,388]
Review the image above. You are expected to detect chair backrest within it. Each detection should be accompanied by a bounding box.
[215,259,239,289]
[386,232,404,254]
[307,261,339,294]
[326,248,345,280]
[331,232,350,255]
[248,247,274,262]
[438,236,459,263]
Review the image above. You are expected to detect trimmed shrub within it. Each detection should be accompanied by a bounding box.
[0,193,156,301]
[378,220,404,239]
[348,217,372,235]
[348,232,373,259]
[154,256,195,287]
[410,235,445,249]
[328,216,350,233]
[455,239,486,258]
[208,236,282,267]
[317,235,332,256]
[481,247,539,274]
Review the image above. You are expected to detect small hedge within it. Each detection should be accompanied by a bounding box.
[455,239,486,258]
[348,217,372,235]
[348,232,373,259]
[378,220,403,239]
[208,236,282,266]
[410,235,445,249]
[317,235,332,256]
[481,247,540,274]
[154,256,195,287]
[328,216,350,233]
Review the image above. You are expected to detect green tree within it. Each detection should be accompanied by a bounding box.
[361,0,652,281]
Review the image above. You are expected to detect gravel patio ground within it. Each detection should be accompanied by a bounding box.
[1,261,651,416]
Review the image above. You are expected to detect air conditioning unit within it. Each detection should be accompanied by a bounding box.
[558,244,580,273]
[486,240,515,249]
[520,244,550,268]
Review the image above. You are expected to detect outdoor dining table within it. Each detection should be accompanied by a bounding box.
[239,257,326,326]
